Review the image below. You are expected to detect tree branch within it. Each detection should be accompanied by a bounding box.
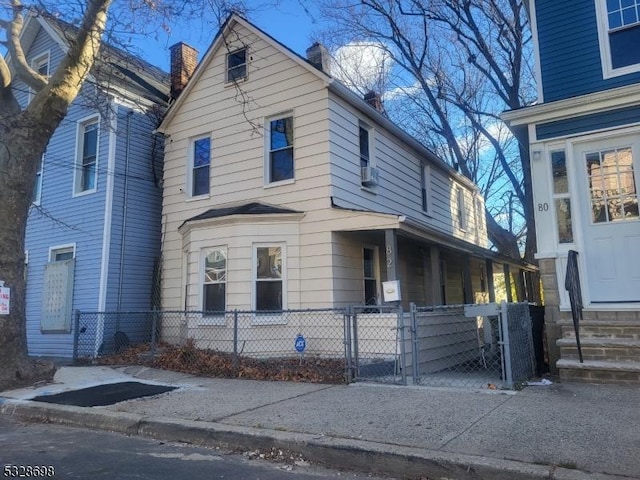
[6,1,48,93]
[29,0,113,116]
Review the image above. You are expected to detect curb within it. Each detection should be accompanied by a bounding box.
[0,399,635,480]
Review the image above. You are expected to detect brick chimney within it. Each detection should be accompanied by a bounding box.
[169,42,198,100]
[306,42,331,74]
[364,90,384,114]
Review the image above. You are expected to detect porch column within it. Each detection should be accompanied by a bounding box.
[503,263,513,302]
[384,229,398,281]
[429,246,443,305]
[485,259,496,303]
[462,254,473,304]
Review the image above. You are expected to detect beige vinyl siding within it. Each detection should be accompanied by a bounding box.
[331,233,434,308]
[161,18,492,312]
[182,219,301,310]
[330,232,377,306]
[327,95,488,247]
[161,22,336,310]
[397,239,429,306]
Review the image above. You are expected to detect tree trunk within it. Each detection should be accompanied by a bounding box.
[0,110,63,390]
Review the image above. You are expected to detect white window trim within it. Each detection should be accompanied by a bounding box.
[595,0,640,79]
[72,115,100,197]
[187,134,212,198]
[251,243,287,324]
[264,113,295,186]
[359,122,378,192]
[359,122,373,167]
[421,163,432,215]
[28,51,50,103]
[33,154,44,206]
[198,246,227,326]
[474,196,485,232]
[456,186,467,230]
[49,243,76,262]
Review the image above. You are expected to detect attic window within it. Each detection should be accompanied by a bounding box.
[226,48,247,83]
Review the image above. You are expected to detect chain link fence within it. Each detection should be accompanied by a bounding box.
[74,302,538,389]
[74,309,350,383]
[347,305,408,385]
[410,302,537,389]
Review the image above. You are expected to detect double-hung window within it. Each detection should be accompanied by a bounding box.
[227,48,247,83]
[254,245,284,311]
[190,136,211,197]
[421,163,432,213]
[202,247,226,313]
[363,246,379,305]
[74,118,98,195]
[267,116,294,183]
[359,124,379,188]
[475,197,485,232]
[597,0,640,77]
[456,186,467,230]
[359,126,370,168]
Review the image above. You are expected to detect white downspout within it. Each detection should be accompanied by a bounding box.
[95,101,118,356]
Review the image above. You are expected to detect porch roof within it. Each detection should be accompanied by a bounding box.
[330,200,537,272]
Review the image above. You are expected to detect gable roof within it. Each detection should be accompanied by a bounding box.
[157,13,478,191]
[157,13,331,131]
[16,10,169,107]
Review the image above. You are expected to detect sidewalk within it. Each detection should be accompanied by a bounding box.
[1,366,638,480]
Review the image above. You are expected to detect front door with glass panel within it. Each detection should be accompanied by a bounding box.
[576,137,640,303]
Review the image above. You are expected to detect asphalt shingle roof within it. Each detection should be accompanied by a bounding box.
[181,202,302,228]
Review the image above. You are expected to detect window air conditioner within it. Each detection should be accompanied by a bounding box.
[361,166,380,186]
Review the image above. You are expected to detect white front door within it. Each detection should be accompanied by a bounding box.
[575,136,640,303]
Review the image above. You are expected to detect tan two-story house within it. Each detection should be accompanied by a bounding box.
[157,14,527,321]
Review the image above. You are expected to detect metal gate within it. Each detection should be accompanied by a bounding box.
[345,305,408,385]
[346,302,537,389]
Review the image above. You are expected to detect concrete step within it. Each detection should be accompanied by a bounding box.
[556,358,640,384]
[557,337,640,362]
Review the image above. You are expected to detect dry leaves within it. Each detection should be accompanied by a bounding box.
[97,340,346,384]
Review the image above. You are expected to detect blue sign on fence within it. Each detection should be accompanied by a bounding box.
[294,334,306,353]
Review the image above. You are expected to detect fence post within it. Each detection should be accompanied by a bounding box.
[233,310,239,375]
[398,306,407,386]
[410,303,419,385]
[343,306,353,383]
[500,301,513,388]
[352,307,359,379]
[73,309,81,361]
[151,309,158,359]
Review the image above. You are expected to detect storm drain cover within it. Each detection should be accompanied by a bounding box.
[32,382,176,407]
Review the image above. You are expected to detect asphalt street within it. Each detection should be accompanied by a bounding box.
[0,415,393,480]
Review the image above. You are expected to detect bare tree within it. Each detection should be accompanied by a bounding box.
[0,0,246,390]
[316,0,539,299]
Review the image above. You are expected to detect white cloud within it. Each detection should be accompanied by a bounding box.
[383,81,423,101]
[331,41,393,92]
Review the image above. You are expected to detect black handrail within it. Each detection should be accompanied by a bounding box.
[565,250,584,363]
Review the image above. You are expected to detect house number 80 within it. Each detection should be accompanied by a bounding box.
[538,203,549,212]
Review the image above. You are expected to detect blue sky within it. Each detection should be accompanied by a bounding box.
[140,1,322,72]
